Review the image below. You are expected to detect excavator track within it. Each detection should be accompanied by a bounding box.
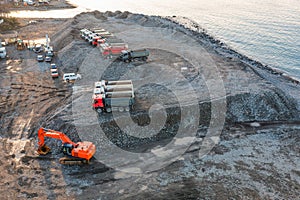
[59,157,90,165]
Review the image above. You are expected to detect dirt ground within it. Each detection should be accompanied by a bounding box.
[0,11,299,199]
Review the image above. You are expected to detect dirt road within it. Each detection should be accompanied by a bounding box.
[0,11,299,199]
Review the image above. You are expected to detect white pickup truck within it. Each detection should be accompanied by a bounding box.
[63,73,81,82]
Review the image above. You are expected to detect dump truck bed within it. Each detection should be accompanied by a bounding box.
[105,38,125,44]
[105,80,133,85]
[104,84,133,92]
[131,49,150,57]
[105,91,134,98]
[104,97,134,108]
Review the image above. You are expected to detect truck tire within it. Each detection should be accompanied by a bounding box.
[66,79,69,82]
[130,104,134,111]
[118,107,124,112]
[106,108,112,113]
[96,108,102,114]
[143,56,147,61]
[125,107,130,112]
[125,59,130,63]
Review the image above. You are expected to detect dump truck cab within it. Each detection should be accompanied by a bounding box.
[84,30,92,41]
[92,36,101,46]
[88,33,96,44]
[93,94,105,113]
[80,28,88,38]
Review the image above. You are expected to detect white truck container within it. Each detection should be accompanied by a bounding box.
[97,80,133,87]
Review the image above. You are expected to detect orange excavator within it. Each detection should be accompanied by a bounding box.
[37,127,96,165]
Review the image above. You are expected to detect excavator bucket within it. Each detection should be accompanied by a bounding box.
[37,144,51,155]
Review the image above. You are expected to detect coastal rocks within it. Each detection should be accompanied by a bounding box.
[226,88,299,123]
[93,10,107,21]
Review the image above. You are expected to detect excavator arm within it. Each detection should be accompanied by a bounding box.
[37,127,76,155]
[38,127,76,147]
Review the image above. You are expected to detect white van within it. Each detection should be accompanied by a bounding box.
[0,47,6,59]
[63,73,81,82]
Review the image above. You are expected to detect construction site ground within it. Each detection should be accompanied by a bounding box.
[0,11,299,199]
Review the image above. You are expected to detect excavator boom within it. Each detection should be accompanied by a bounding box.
[38,127,76,147]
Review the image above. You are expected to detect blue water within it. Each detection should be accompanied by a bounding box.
[10,0,300,78]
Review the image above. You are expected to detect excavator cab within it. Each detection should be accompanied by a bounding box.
[62,143,74,156]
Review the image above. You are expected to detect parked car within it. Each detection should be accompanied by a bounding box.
[63,73,81,82]
[36,54,44,62]
[45,50,54,57]
[27,0,35,5]
[45,56,52,62]
[51,69,59,78]
[50,63,57,69]
[28,20,37,25]
[38,0,49,5]
[33,44,43,53]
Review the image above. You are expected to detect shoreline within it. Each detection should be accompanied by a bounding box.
[167,16,300,85]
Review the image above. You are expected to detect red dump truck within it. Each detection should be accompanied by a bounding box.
[91,29,109,46]
[92,80,134,113]
[92,36,101,46]
[100,43,129,58]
